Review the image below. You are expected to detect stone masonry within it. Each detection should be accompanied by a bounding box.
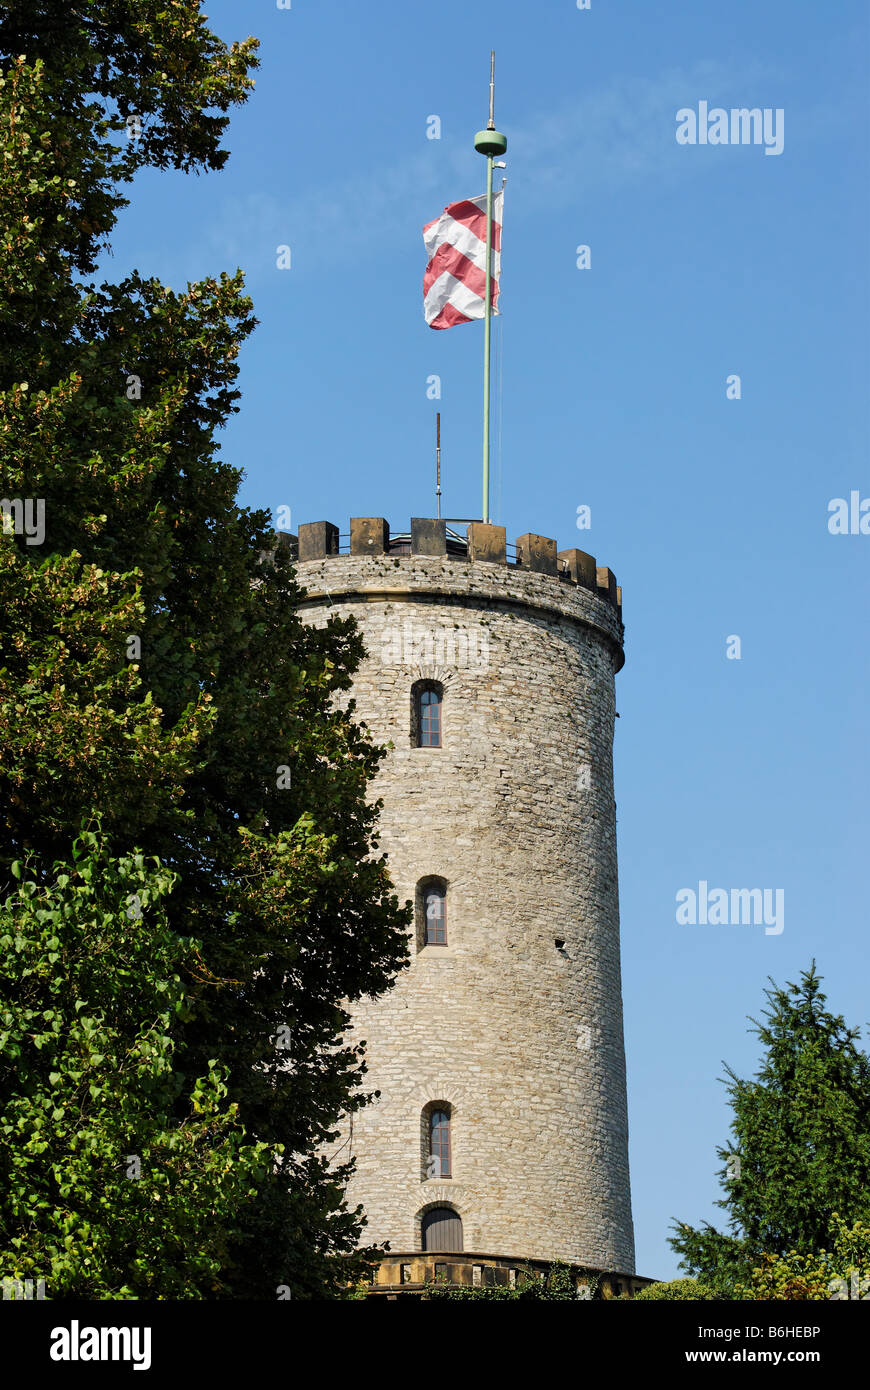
[294,519,635,1273]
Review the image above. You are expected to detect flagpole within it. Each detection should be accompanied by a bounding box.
[475,52,507,525]
[482,149,494,523]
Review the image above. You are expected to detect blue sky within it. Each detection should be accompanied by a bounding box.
[104,0,869,1280]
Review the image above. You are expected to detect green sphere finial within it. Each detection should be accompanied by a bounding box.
[474,128,507,158]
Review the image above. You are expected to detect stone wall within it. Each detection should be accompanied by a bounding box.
[297,548,635,1272]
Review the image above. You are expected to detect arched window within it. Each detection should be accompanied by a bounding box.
[412,680,442,748]
[423,882,446,946]
[428,1108,451,1179]
[422,1207,463,1253]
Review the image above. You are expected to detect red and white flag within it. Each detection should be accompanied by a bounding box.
[422,190,503,330]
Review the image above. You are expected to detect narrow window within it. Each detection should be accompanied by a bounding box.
[428,1108,451,1179]
[414,681,442,747]
[424,883,446,945]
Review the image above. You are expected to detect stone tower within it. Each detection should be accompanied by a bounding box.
[294,516,636,1293]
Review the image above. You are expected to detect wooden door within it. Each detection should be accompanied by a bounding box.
[422,1207,463,1252]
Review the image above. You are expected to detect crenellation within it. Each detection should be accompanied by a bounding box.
[558,547,597,590]
[596,565,618,608]
[515,531,558,575]
[350,516,390,555]
[410,517,447,556]
[467,521,506,565]
[278,519,622,618]
[297,519,339,560]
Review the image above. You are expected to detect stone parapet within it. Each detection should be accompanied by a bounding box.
[367,1252,653,1299]
[294,550,624,673]
[279,517,622,623]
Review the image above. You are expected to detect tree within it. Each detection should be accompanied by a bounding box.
[633,1278,717,1301]
[0,831,269,1299]
[671,966,870,1292]
[735,1215,870,1301]
[0,2,410,1297]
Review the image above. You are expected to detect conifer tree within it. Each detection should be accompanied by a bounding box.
[672,965,870,1291]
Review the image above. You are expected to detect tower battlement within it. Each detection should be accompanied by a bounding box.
[279,517,622,621]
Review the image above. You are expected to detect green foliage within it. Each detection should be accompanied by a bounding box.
[734,1215,870,1302]
[424,1262,591,1300]
[0,1,258,268]
[0,1,410,1297]
[633,1278,718,1301]
[0,545,210,843]
[671,966,870,1295]
[0,831,269,1298]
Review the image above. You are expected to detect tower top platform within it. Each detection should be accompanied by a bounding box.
[276,516,622,621]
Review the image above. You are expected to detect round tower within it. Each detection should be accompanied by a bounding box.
[294,516,635,1291]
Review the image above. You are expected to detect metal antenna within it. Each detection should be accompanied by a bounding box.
[436,412,442,519]
[487,50,496,129]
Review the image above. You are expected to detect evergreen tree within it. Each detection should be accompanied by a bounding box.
[671,965,870,1291]
[0,2,409,1297]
